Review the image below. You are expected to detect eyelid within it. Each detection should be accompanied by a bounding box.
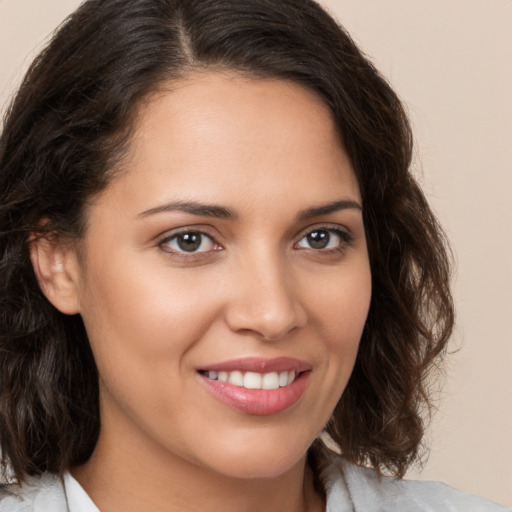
[296,223,353,240]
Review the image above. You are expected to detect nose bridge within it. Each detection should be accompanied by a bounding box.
[224,245,306,340]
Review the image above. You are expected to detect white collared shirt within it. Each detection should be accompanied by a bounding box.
[1,455,509,511]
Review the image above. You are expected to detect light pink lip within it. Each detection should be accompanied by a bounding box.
[198,371,311,416]
[197,356,311,373]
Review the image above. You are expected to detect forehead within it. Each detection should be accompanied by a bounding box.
[95,72,360,219]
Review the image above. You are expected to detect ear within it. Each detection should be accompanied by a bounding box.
[29,235,82,315]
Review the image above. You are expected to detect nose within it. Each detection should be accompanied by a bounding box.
[223,253,307,341]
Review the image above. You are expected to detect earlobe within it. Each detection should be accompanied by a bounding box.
[29,235,81,315]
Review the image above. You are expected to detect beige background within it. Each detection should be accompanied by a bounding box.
[1,0,511,506]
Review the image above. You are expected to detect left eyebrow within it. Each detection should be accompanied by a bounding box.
[297,199,362,221]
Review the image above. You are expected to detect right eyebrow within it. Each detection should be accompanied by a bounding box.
[297,199,362,221]
[136,200,237,220]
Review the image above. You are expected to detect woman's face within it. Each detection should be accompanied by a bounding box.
[68,73,371,479]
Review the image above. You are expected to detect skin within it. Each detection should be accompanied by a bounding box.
[33,72,372,512]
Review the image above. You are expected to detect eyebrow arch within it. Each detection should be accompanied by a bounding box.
[297,199,362,220]
[137,198,361,221]
[136,200,237,220]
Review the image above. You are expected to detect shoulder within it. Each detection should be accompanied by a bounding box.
[319,451,509,512]
[341,461,508,511]
[0,473,67,512]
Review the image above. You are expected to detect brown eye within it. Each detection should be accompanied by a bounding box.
[176,232,202,252]
[161,231,218,253]
[296,227,352,251]
[306,230,330,249]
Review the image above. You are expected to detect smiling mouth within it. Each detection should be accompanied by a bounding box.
[197,358,311,415]
[198,370,299,390]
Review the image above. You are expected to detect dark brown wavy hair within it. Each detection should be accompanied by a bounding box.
[0,0,453,483]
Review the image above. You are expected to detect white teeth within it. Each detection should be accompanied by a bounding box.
[205,370,297,390]
[228,370,244,386]
[244,372,262,389]
[262,372,279,390]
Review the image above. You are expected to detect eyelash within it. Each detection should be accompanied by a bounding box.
[294,225,354,254]
[157,225,354,259]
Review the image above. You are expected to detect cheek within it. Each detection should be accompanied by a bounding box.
[310,259,371,342]
[299,259,371,410]
[77,256,225,380]
[76,260,226,436]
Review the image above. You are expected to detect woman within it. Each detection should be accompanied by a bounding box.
[0,0,507,510]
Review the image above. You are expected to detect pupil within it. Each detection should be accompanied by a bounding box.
[177,233,201,252]
[308,230,329,249]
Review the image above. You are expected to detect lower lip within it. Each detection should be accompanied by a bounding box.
[198,372,310,416]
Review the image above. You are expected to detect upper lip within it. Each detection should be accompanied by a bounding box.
[198,357,311,373]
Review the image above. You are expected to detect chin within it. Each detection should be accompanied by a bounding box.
[199,433,311,480]
[215,456,304,480]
